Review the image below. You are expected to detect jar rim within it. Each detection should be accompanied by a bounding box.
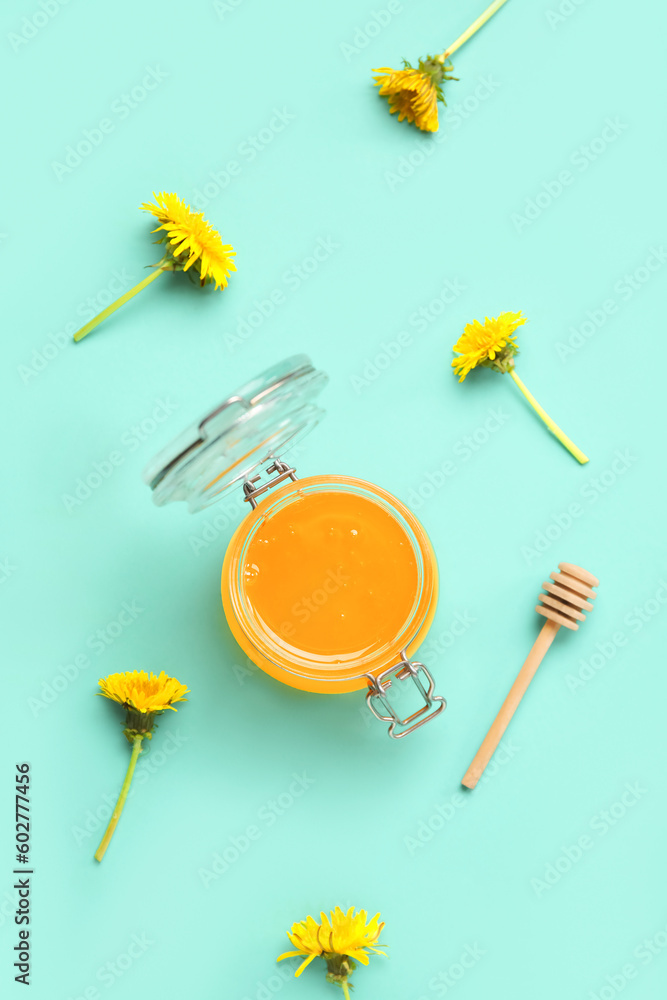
[222,475,437,686]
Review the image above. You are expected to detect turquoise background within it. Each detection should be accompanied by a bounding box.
[2,0,666,997]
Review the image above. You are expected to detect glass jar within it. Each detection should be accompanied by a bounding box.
[144,356,446,738]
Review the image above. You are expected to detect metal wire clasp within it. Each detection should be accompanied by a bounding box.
[243,459,298,509]
[365,651,446,739]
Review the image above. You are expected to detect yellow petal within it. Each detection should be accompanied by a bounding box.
[294,954,318,977]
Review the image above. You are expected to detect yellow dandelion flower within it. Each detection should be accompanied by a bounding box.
[373,0,509,131]
[93,669,189,862]
[373,63,445,132]
[98,669,189,714]
[451,310,589,464]
[278,907,385,996]
[141,191,236,290]
[451,311,526,382]
[73,192,236,342]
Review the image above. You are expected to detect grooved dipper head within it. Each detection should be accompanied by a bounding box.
[536,562,599,631]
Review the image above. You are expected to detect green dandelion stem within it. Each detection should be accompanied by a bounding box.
[440,0,510,60]
[73,262,171,343]
[94,734,144,862]
[509,369,589,464]
[342,980,351,1000]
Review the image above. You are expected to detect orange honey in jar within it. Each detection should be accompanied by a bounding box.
[145,356,445,738]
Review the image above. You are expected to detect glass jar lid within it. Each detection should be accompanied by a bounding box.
[143,355,327,512]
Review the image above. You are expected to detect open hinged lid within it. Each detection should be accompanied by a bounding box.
[143,355,328,512]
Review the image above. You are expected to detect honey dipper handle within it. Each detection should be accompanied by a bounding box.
[462,619,560,789]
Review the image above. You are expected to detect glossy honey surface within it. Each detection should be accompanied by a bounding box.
[222,476,437,692]
[241,489,419,661]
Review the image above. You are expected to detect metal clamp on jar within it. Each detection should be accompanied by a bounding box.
[143,355,446,738]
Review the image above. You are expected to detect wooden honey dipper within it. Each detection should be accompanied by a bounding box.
[462,562,599,789]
